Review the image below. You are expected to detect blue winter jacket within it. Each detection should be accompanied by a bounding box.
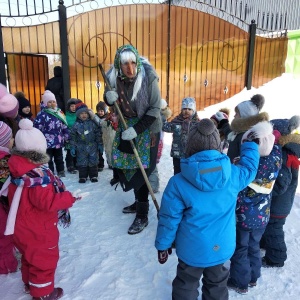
[155,142,259,268]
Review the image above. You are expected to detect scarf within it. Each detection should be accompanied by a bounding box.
[4,165,70,235]
[44,108,68,125]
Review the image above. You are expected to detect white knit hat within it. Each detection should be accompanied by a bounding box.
[242,121,275,157]
[15,119,47,152]
[236,94,265,118]
[42,90,56,106]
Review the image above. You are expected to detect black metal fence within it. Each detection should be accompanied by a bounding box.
[0,0,298,115]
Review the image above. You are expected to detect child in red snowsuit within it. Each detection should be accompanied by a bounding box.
[0,121,17,274]
[6,119,79,300]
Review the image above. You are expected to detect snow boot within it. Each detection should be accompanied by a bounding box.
[32,287,63,300]
[88,165,98,181]
[122,201,137,214]
[227,278,248,294]
[78,166,88,183]
[128,216,148,235]
[24,283,30,294]
[67,167,77,174]
[57,171,65,178]
[90,177,98,183]
[262,256,284,268]
[128,202,149,234]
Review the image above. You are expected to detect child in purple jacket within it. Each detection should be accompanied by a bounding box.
[34,90,69,177]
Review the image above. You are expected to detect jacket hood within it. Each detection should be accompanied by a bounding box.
[231,112,269,133]
[9,149,49,177]
[279,133,300,158]
[180,150,231,191]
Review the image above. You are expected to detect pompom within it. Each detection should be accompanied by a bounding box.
[219,107,230,117]
[250,94,265,111]
[289,115,300,132]
[14,91,26,99]
[18,118,34,130]
[197,118,216,135]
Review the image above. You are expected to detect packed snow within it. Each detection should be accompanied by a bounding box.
[1,73,300,300]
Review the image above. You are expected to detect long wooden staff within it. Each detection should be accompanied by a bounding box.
[98,64,159,212]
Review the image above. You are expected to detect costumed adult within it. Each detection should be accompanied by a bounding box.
[104,45,161,235]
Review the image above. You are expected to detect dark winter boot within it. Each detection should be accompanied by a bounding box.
[122,201,137,214]
[88,165,98,182]
[32,287,63,300]
[24,283,30,294]
[78,166,88,183]
[110,168,120,186]
[128,202,149,235]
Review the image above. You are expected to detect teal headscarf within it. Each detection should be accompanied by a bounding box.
[113,44,142,78]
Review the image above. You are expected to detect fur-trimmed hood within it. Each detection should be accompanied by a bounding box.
[9,149,49,178]
[230,112,269,133]
[278,133,300,158]
[161,106,172,120]
[10,148,49,165]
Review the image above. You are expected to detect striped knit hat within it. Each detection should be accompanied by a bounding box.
[75,102,89,117]
[0,121,12,148]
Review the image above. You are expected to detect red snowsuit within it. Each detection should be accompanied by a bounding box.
[0,149,18,274]
[8,155,75,297]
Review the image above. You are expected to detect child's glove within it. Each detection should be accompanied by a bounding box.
[72,189,90,201]
[158,248,172,264]
[88,109,96,120]
[211,112,229,129]
[106,90,118,105]
[122,127,137,140]
[70,148,76,157]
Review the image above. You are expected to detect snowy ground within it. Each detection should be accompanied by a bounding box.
[1,73,300,300]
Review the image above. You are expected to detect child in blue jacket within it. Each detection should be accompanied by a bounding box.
[155,118,265,300]
[70,102,102,183]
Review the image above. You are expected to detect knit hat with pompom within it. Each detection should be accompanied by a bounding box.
[236,94,265,118]
[15,119,47,152]
[271,115,300,136]
[185,118,221,157]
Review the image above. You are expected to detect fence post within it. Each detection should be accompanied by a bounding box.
[58,1,70,111]
[245,20,256,90]
[166,0,171,104]
[0,16,6,86]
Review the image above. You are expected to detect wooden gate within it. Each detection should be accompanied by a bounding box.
[6,53,48,116]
